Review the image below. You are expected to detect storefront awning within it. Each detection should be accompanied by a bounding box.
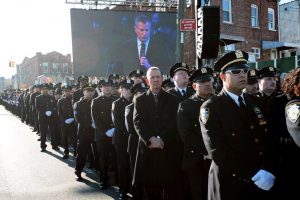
[220,34,245,46]
[262,40,300,51]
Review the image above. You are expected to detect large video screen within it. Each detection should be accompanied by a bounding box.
[70,9,177,77]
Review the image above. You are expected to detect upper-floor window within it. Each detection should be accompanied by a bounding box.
[42,62,48,73]
[222,0,232,22]
[63,63,68,73]
[52,63,59,73]
[268,8,275,30]
[200,0,210,6]
[251,4,259,27]
[251,47,261,59]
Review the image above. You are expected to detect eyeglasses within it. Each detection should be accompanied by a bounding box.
[225,68,249,75]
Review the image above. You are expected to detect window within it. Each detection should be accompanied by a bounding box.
[225,44,235,52]
[271,49,277,59]
[52,63,59,73]
[63,63,68,73]
[200,0,210,6]
[251,48,261,59]
[222,0,232,22]
[268,8,275,30]
[251,4,259,27]
[42,62,48,73]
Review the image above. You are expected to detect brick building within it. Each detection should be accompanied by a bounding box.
[184,0,281,66]
[17,51,73,88]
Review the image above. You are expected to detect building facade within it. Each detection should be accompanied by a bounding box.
[17,51,73,88]
[183,0,281,66]
[279,0,300,56]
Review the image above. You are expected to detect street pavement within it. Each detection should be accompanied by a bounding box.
[0,105,119,200]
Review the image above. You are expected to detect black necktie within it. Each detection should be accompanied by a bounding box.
[153,94,158,109]
[238,96,246,108]
[140,42,145,58]
[181,90,186,98]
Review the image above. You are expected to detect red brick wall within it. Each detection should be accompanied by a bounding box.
[183,0,279,63]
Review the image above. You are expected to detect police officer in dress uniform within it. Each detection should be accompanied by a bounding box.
[112,79,134,200]
[243,69,258,95]
[125,82,148,200]
[177,67,215,200]
[72,75,89,105]
[74,84,96,181]
[199,50,277,200]
[29,85,41,133]
[91,79,118,189]
[35,84,59,152]
[57,85,77,159]
[168,63,194,101]
[256,66,282,119]
[280,68,300,199]
[129,70,144,85]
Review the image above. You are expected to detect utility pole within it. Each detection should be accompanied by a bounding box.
[176,0,186,62]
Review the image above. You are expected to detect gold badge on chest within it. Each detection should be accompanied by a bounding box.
[286,103,300,123]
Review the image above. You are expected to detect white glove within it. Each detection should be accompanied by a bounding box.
[251,169,275,191]
[91,122,96,129]
[45,111,52,116]
[105,128,115,137]
[65,118,74,124]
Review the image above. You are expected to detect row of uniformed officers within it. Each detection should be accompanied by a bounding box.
[0,49,300,200]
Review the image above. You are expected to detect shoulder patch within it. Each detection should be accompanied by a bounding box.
[286,103,300,123]
[200,108,210,124]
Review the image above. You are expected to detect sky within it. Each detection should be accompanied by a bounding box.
[0,0,73,78]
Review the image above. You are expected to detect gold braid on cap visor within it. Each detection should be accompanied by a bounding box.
[220,58,248,71]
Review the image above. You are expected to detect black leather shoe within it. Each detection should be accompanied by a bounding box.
[41,148,46,152]
[52,146,59,151]
[62,154,69,159]
[74,171,83,181]
[99,183,108,190]
[37,138,41,141]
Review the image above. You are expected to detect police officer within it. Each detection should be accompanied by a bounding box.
[35,84,59,152]
[30,85,41,132]
[72,75,89,105]
[129,70,144,85]
[256,66,282,119]
[91,79,118,189]
[280,68,300,199]
[57,85,77,159]
[74,84,96,181]
[243,69,258,95]
[168,62,194,100]
[177,67,215,200]
[200,50,277,200]
[125,82,148,200]
[112,79,134,200]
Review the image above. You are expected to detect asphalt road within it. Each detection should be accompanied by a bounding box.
[0,105,119,200]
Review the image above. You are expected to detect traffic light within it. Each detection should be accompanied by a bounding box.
[9,60,16,67]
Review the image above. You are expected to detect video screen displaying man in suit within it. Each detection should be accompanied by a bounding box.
[71,9,176,77]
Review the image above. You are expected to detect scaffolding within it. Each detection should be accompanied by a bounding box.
[65,0,189,9]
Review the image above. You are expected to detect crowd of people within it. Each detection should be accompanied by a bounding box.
[0,49,299,200]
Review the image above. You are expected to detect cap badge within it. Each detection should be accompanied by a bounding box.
[200,108,210,124]
[286,103,300,123]
[269,67,274,72]
[182,63,187,67]
[250,70,256,76]
[235,50,243,58]
[201,68,207,74]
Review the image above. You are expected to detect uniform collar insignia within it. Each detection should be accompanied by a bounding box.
[286,103,300,123]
